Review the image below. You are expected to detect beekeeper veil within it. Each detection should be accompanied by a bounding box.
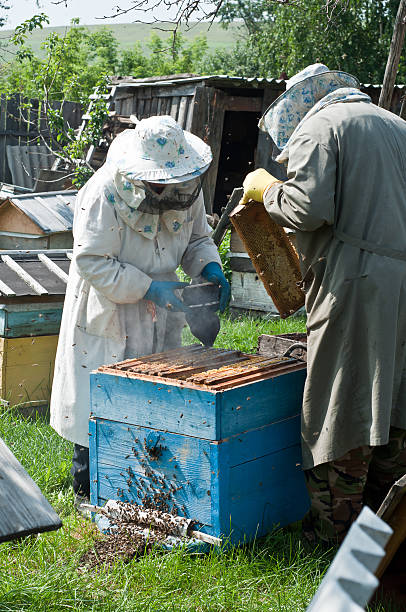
[258,63,369,163]
[107,115,212,213]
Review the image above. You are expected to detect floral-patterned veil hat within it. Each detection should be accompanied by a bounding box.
[108,115,212,184]
[105,116,213,238]
[258,63,361,157]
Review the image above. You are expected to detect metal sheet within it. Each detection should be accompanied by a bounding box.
[4,190,76,233]
[110,74,406,91]
[6,145,55,190]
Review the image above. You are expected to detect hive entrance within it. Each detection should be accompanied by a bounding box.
[99,345,305,391]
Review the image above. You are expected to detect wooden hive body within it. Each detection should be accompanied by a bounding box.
[89,347,310,544]
[0,250,70,408]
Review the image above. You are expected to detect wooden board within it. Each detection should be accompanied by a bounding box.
[0,200,43,235]
[376,475,406,578]
[0,334,58,406]
[0,302,63,338]
[258,333,308,361]
[0,437,61,541]
[230,270,279,314]
[230,200,305,318]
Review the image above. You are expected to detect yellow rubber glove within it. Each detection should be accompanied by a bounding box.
[240,168,281,205]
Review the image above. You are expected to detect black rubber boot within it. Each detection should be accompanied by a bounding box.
[71,444,90,498]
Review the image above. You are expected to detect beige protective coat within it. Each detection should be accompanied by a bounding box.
[265,101,406,470]
[50,165,220,447]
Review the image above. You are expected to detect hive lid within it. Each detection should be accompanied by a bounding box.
[1,191,76,234]
[98,344,306,391]
[0,250,71,300]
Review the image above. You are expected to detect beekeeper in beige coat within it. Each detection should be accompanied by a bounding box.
[50,116,228,501]
[241,64,406,543]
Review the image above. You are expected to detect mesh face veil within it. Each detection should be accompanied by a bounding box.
[138,176,206,213]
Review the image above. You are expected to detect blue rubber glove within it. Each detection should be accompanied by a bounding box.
[201,262,231,313]
[144,280,190,312]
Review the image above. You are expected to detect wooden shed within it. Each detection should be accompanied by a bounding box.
[0,190,76,250]
[83,74,406,217]
[0,250,70,408]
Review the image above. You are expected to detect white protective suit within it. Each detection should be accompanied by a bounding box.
[50,164,221,447]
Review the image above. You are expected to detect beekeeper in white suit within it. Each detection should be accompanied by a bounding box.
[50,116,229,502]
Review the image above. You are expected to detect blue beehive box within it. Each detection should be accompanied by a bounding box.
[89,346,310,544]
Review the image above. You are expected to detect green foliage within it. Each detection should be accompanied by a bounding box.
[62,78,110,188]
[1,19,119,102]
[0,408,73,507]
[9,13,49,61]
[1,21,210,102]
[183,312,307,352]
[211,0,405,83]
[218,229,232,285]
[117,32,209,78]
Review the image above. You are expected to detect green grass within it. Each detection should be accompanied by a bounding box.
[0,21,243,59]
[183,313,306,353]
[0,315,396,611]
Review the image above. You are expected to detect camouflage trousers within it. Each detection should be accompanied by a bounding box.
[303,426,406,544]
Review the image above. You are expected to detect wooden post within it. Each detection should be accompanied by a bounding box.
[375,474,406,578]
[190,86,225,214]
[400,95,406,120]
[378,0,406,110]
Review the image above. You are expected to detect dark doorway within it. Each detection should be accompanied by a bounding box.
[212,110,261,216]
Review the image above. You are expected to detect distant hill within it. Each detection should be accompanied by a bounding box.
[1,21,245,58]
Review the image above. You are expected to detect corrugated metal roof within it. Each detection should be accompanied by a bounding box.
[112,75,286,88]
[4,191,76,234]
[6,145,56,190]
[111,74,406,90]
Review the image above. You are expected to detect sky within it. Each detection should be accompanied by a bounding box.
[4,0,217,29]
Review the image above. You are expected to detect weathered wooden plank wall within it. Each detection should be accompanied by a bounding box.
[190,87,225,214]
[0,95,82,187]
[113,84,196,130]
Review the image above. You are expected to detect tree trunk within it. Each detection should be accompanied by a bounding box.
[378,0,406,110]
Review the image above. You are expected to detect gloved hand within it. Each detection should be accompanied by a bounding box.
[240,168,281,205]
[144,280,190,312]
[201,262,231,313]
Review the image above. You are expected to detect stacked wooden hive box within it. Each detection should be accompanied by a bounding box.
[89,341,310,544]
[0,250,70,409]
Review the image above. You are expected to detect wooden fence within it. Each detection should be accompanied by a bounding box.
[0,95,82,188]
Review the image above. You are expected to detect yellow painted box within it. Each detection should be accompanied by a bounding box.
[0,335,58,407]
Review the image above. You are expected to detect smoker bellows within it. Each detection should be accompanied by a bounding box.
[89,344,310,544]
